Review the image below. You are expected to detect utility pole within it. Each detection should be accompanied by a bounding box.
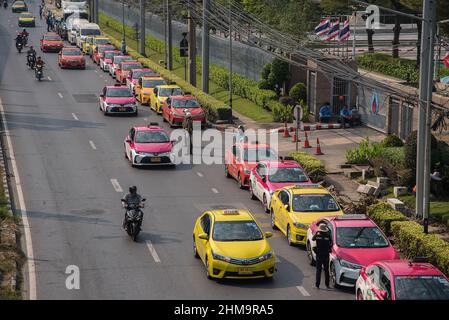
[164,1,167,68]
[94,0,98,23]
[121,0,126,54]
[422,0,437,234]
[352,12,357,58]
[188,0,197,86]
[89,0,94,22]
[139,0,146,56]
[167,0,173,70]
[228,0,233,122]
[416,0,434,220]
[202,0,210,93]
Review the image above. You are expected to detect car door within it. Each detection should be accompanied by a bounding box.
[274,190,289,234]
[163,98,171,120]
[251,163,262,200]
[125,128,135,157]
[255,164,268,200]
[136,78,142,100]
[230,145,240,178]
[280,191,291,232]
[365,265,382,300]
[378,266,392,300]
[100,87,107,109]
[196,213,212,262]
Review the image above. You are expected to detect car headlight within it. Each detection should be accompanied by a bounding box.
[212,251,231,263]
[243,168,251,175]
[339,258,362,270]
[293,222,308,229]
[258,250,274,262]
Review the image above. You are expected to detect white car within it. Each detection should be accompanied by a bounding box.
[249,159,311,213]
[99,50,121,72]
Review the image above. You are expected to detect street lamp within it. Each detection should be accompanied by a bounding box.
[121,0,126,54]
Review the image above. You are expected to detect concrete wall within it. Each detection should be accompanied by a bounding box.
[99,0,274,81]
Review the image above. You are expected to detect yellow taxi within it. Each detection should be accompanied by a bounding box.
[18,12,35,27]
[12,1,28,13]
[90,36,111,57]
[193,209,276,280]
[150,84,183,114]
[135,77,167,106]
[82,36,95,55]
[270,184,344,246]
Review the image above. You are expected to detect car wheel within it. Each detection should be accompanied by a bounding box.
[193,236,199,258]
[225,165,231,178]
[330,262,339,289]
[306,241,316,266]
[357,290,363,300]
[263,195,269,213]
[238,173,244,189]
[287,225,294,246]
[249,183,256,200]
[271,210,278,230]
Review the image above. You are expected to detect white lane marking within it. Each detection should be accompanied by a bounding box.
[211,188,219,194]
[145,240,161,263]
[296,286,311,297]
[0,97,37,300]
[57,92,63,99]
[71,113,79,121]
[89,140,97,150]
[104,80,108,82]
[47,76,52,81]
[196,172,204,178]
[110,179,123,193]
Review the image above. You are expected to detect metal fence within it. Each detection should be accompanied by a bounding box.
[99,0,274,81]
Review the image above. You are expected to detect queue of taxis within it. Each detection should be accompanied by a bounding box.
[134,77,167,105]
[150,85,184,114]
[193,209,276,280]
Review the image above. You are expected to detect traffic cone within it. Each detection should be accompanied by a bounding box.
[283,123,290,138]
[315,138,324,155]
[292,129,300,143]
[303,131,311,148]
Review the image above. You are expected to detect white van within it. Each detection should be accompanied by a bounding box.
[76,23,101,48]
[67,18,89,45]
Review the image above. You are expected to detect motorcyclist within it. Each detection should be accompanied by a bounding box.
[27,46,36,66]
[15,32,23,45]
[121,186,144,230]
[35,56,44,68]
[21,29,29,45]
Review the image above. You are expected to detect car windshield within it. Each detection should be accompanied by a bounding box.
[81,29,101,36]
[44,36,61,41]
[104,51,120,59]
[336,227,389,248]
[132,71,158,79]
[212,221,263,242]
[159,88,183,97]
[142,79,167,88]
[63,49,82,56]
[268,167,308,183]
[99,46,115,54]
[243,148,277,162]
[106,88,133,97]
[114,56,132,64]
[394,276,449,300]
[292,194,340,212]
[95,39,110,45]
[21,13,33,17]
[123,63,141,71]
[135,131,169,143]
[172,99,200,108]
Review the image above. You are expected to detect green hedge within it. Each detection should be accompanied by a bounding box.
[391,220,449,276]
[100,13,277,116]
[366,202,407,236]
[102,25,231,122]
[289,152,327,182]
[356,53,419,83]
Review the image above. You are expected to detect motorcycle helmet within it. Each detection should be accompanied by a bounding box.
[129,186,137,194]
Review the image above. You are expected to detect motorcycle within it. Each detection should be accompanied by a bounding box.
[35,65,43,81]
[27,54,36,69]
[122,199,146,241]
[16,41,23,53]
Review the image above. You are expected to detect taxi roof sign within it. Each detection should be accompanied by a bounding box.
[222,209,240,215]
[335,214,368,220]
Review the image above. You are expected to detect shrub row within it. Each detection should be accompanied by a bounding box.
[366,203,449,277]
[289,152,327,182]
[101,22,231,122]
[356,53,419,83]
[100,13,278,113]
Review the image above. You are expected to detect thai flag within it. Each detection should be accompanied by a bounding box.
[314,18,331,37]
[444,51,449,68]
[338,20,350,42]
[326,21,340,41]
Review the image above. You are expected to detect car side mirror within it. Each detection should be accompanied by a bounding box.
[284,204,290,211]
[198,233,209,240]
[100,94,104,98]
[265,232,273,238]
[261,176,267,183]
[125,138,131,143]
[142,198,146,202]
[170,139,176,144]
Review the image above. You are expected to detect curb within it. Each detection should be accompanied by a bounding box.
[273,123,342,133]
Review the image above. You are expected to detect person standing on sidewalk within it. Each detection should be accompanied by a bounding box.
[312,223,333,289]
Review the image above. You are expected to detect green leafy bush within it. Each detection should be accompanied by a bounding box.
[439,68,449,78]
[346,138,383,164]
[289,152,327,182]
[380,147,405,168]
[356,53,419,83]
[289,82,307,104]
[381,134,404,148]
[391,220,449,276]
[366,203,407,236]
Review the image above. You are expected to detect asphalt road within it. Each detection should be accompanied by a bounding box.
[0,3,352,300]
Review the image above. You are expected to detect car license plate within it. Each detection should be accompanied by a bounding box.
[119,107,126,112]
[150,157,161,163]
[238,268,253,275]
